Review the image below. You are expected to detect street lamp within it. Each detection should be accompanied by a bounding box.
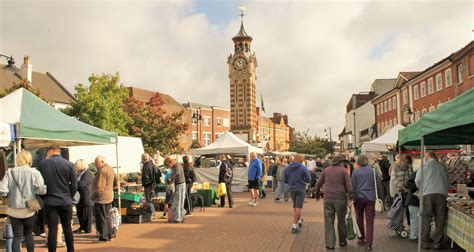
[324,127,332,142]
[192,108,202,145]
[0,54,18,74]
[402,105,414,125]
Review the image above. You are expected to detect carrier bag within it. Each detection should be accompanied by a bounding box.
[217,183,227,197]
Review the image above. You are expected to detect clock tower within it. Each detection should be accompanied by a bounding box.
[228,9,258,142]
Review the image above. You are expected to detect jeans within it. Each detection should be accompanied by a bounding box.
[354,198,375,246]
[76,205,92,233]
[220,182,234,207]
[172,183,186,222]
[185,182,193,213]
[10,215,35,252]
[421,194,447,247]
[259,180,266,198]
[94,203,112,240]
[382,181,392,207]
[275,181,289,201]
[44,205,74,252]
[408,205,419,239]
[323,199,348,248]
[144,185,156,214]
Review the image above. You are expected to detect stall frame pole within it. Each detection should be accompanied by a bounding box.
[417,136,425,252]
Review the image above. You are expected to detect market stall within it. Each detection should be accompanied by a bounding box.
[361,124,404,153]
[192,131,263,192]
[399,88,474,252]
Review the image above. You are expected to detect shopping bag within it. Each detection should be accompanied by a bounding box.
[346,208,356,240]
[375,198,384,213]
[217,183,227,197]
[351,206,361,238]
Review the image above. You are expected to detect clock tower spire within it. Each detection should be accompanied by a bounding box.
[228,5,258,143]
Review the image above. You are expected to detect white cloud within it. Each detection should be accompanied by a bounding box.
[0,0,471,138]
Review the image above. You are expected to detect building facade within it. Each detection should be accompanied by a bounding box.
[373,41,474,134]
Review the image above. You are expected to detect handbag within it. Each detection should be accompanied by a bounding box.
[346,207,356,240]
[11,171,42,213]
[373,169,384,213]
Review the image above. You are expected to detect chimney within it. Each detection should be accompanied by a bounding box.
[283,115,288,125]
[20,55,33,83]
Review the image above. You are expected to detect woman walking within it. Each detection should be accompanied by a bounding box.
[74,159,94,234]
[183,156,196,215]
[0,150,47,252]
[351,154,383,250]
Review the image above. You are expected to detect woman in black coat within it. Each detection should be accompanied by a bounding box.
[74,159,94,234]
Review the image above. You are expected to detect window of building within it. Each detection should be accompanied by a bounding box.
[223,118,230,128]
[445,69,452,87]
[436,73,442,91]
[389,119,392,126]
[182,134,187,143]
[215,133,223,141]
[420,81,426,97]
[192,131,198,140]
[394,118,398,125]
[203,132,211,146]
[403,89,408,105]
[413,85,419,100]
[217,117,222,127]
[388,99,392,111]
[427,78,434,95]
[393,97,397,110]
[203,116,211,126]
[457,63,463,84]
[192,111,198,125]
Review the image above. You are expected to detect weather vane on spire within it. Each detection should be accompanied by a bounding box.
[239,4,246,23]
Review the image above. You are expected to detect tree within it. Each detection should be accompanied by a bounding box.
[124,93,188,156]
[289,130,336,157]
[63,73,131,136]
[0,79,51,103]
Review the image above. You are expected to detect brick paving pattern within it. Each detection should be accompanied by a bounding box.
[0,192,466,251]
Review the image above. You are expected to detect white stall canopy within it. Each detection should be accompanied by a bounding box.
[361,124,405,152]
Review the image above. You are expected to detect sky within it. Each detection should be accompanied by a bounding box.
[0,0,472,138]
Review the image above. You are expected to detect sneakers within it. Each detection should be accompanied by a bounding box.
[251,201,258,207]
[291,227,301,234]
[298,218,304,228]
[248,199,255,206]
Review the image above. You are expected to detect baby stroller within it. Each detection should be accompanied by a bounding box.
[386,192,409,238]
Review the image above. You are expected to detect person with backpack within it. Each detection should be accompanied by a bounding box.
[141,153,161,218]
[218,154,234,208]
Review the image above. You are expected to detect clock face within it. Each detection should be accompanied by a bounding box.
[234,58,246,70]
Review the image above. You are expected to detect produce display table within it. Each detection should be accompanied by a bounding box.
[446,206,474,251]
[196,189,218,207]
[114,192,143,202]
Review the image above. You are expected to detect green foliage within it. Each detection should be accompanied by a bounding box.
[125,93,188,156]
[289,130,336,157]
[191,139,202,149]
[63,73,131,136]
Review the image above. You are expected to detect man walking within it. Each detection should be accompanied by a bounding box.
[141,153,161,217]
[378,155,391,207]
[284,154,311,234]
[218,154,234,208]
[247,152,262,207]
[165,157,186,223]
[38,145,77,252]
[315,155,353,250]
[415,151,450,250]
[91,156,117,242]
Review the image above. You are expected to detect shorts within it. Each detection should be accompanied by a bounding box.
[165,189,174,204]
[291,189,306,209]
[248,179,259,190]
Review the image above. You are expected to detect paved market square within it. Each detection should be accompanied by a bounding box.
[1,192,464,252]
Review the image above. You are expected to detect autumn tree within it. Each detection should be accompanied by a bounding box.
[125,93,188,156]
[289,130,335,157]
[63,73,131,135]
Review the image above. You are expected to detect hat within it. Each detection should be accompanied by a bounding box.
[332,155,348,165]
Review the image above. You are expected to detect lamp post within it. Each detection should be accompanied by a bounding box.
[192,107,202,145]
[403,105,414,125]
[353,112,357,149]
[324,127,332,142]
[0,54,18,74]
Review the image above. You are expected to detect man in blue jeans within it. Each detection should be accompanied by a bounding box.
[285,154,311,234]
[38,145,77,252]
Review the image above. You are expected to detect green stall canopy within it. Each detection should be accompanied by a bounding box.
[398,88,474,147]
[0,88,118,147]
